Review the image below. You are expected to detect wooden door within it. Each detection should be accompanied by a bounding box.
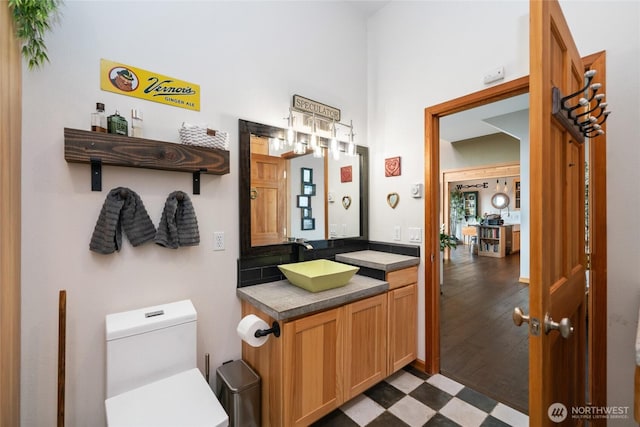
[529,0,587,424]
[283,308,343,427]
[250,153,286,246]
[344,293,387,399]
[388,284,417,374]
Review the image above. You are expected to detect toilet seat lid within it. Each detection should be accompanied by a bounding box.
[105,368,228,427]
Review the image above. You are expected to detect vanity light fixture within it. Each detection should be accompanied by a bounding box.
[284,107,358,159]
[309,113,318,149]
[286,108,295,145]
[347,120,356,157]
[330,120,340,161]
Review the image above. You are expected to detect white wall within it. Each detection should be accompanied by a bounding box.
[20,2,367,425]
[367,0,639,423]
[486,109,530,281]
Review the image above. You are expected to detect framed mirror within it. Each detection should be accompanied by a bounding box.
[239,119,369,257]
[491,192,510,210]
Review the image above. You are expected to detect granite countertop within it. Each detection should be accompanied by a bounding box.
[237,274,388,321]
[335,250,420,272]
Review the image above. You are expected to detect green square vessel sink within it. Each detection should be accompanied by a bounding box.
[278,259,359,292]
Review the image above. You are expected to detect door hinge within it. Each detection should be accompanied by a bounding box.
[586,252,591,270]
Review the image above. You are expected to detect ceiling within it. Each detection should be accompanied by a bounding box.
[345,0,390,17]
[343,1,529,143]
[439,93,529,142]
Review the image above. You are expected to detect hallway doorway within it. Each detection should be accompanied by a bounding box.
[440,247,528,413]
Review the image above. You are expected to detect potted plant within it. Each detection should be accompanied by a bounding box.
[440,229,458,252]
[439,225,456,286]
[449,188,465,238]
[8,0,62,69]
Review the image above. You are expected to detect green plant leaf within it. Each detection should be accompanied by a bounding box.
[8,0,61,70]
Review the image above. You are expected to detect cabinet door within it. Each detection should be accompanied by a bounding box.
[283,308,343,427]
[344,293,388,399]
[388,283,417,374]
[512,230,521,253]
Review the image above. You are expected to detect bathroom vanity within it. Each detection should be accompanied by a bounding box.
[237,251,419,427]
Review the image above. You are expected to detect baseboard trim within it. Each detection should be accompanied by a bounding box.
[519,277,530,284]
[411,358,426,372]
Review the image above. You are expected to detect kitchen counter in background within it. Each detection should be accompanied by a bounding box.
[335,250,420,272]
[236,274,388,321]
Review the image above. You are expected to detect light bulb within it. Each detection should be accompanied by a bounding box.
[330,120,339,160]
[287,127,295,145]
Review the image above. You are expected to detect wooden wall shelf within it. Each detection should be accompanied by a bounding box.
[64,127,230,192]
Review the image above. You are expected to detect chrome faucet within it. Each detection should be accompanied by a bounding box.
[295,238,314,250]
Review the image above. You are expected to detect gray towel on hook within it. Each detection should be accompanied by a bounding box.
[90,187,157,254]
[154,190,200,249]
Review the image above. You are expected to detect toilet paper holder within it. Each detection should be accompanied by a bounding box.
[254,321,281,338]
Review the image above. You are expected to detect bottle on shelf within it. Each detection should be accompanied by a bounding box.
[91,102,107,133]
[107,110,128,136]
[131,108,143,138]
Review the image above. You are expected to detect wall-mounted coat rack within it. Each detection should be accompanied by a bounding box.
[552,69,611,144]
[64,128,229,194]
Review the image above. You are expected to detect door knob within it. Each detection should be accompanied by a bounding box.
[544,314,573,339]
[250,188,258,200]
[512,307,529,327]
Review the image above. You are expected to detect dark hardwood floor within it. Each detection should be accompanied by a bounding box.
[440,245,529,414]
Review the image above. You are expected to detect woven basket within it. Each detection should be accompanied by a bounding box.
[178,124,229,150]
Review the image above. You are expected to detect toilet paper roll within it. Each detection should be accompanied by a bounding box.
[237,314,270,347]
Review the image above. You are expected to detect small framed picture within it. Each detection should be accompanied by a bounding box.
[301,167,313,184]
[301,207,312,219]
[302,183,316,196]
[341,165,352,183]
[301,218,315,230]
[296,195,310,208]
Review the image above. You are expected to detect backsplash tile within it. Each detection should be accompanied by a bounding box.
[237,240,419,287]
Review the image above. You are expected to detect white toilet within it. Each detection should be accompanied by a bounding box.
[104,299,228,427]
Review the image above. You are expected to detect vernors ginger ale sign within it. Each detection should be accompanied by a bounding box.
[100,59,200,111]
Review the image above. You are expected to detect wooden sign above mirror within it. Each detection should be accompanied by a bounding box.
[239,119,369,258]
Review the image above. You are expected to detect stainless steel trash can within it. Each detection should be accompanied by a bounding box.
[215,360,261,427]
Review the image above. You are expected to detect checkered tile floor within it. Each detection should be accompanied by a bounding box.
[311,366,528,427]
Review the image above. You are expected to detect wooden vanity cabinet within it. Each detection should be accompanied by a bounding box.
[283,308,343,426]
[386,266,418,374]
[240,266,417,427]
[343,293,388,400]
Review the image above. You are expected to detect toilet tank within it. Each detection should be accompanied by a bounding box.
[106,300,197,398]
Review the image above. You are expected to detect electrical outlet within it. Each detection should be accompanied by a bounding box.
[214,232,225,251]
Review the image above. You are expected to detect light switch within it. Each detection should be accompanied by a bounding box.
[409,227,422,243]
